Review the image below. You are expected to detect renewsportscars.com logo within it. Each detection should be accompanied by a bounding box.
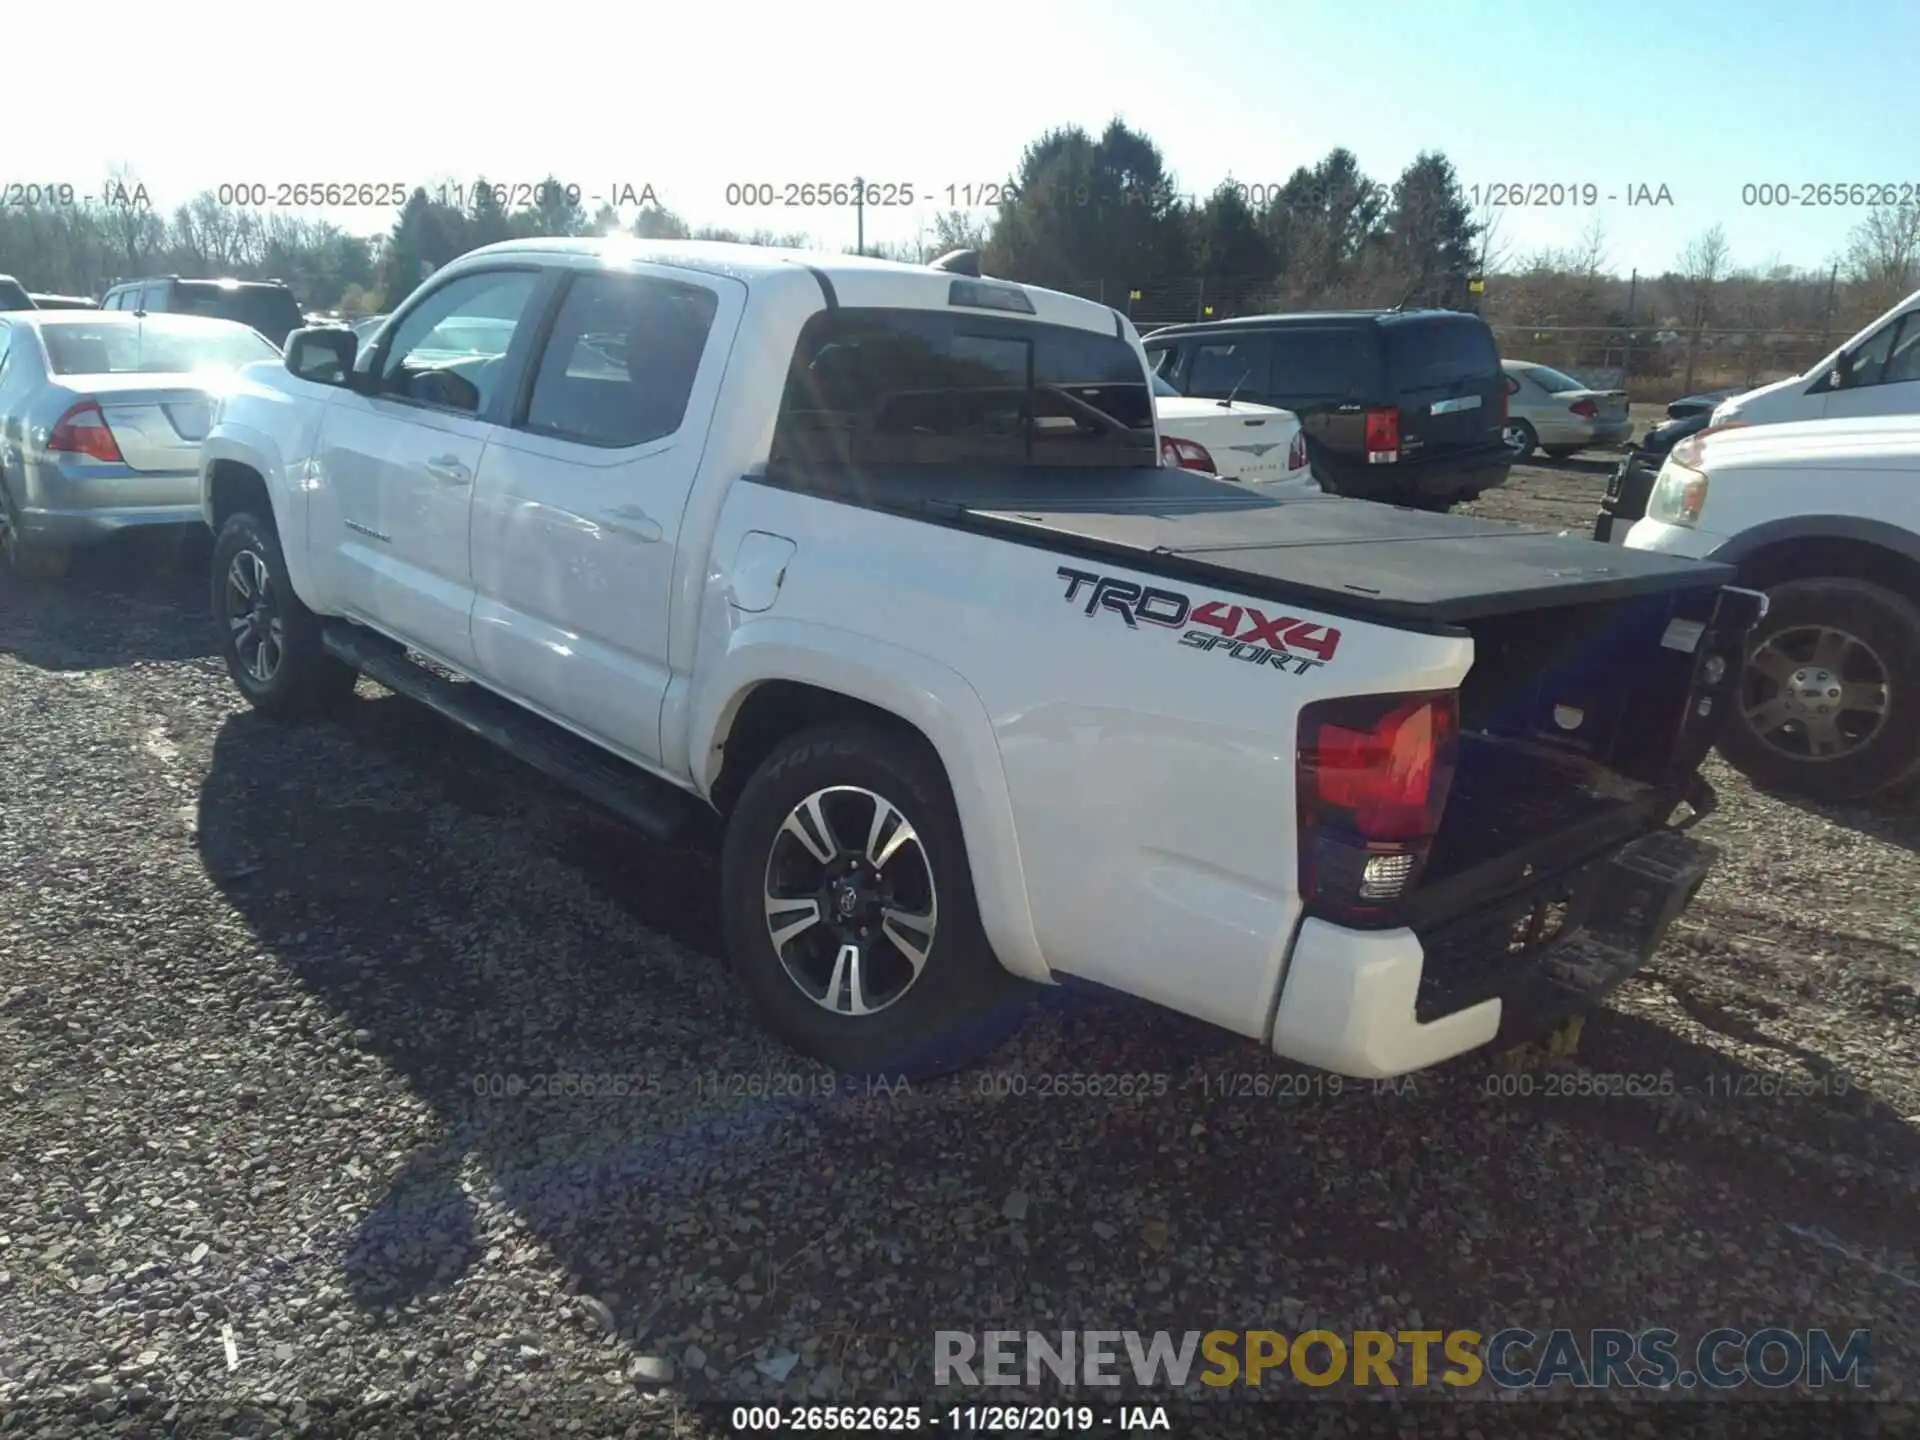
[1056,567,1343,676]
[934,1327,1873,1391]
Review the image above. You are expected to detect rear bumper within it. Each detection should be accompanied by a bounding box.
[1540,417,1633,448]
[1270,828,1718,1077]
[19,500,205,546]
[15,460,205,547]
[1331,452,1512,503]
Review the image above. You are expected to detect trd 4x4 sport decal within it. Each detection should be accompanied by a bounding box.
[1056,567,1341,675]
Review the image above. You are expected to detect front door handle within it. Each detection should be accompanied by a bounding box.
[601,504,663,543]
[424,455,470,486]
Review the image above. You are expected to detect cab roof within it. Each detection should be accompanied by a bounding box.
[451,236,1133,339]
[1145,309,1479,337]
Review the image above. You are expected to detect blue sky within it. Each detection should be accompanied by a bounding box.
[14,0,1916,278]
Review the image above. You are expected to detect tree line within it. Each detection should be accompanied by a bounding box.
[3,126,1915,393]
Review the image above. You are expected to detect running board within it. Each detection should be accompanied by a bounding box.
[322,624,704,845]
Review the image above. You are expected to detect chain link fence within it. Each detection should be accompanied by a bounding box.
[1485,325,1837,402]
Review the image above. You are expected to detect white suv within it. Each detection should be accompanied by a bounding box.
[1626,415,1920,798]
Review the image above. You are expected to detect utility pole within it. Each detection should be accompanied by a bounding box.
[855,175,864,257]
[1624,268,1638,384]
[1820,261,1839,349]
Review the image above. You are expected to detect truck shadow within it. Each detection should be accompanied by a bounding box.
[0,529,216,671]
[1730,777,1920,857]
[1531,452,1622,477]
[192,697,1920,1395]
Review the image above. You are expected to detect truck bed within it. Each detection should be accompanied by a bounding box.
[756,464,1735,628]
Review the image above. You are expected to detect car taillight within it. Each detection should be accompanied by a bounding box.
[1286,430,1308,472]
[1363,407,1399,463]
[47,400,124,463]
[1297,691,1459,922]
[1570,398,1599,418]
[1160,434,1217,472]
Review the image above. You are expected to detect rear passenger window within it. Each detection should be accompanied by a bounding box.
[1388,320,1501,389]
[1186,339,1268,400]
[771,308,1154,470]
[1266,329,1377,397]
[524,273,719,447]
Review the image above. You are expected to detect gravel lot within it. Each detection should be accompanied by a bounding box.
[2,463,1916,1437]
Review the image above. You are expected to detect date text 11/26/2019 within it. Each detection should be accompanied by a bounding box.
[725,1403,1174,1432]
[1468,182,1674,207]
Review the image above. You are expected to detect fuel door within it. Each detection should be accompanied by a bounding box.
[728,531,797,613]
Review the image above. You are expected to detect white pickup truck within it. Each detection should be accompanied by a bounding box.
[199,238,1763,1080]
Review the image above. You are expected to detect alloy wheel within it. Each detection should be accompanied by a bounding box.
[1740,623,1890,762]
[762,785,938,1016]
[225,548,286,686]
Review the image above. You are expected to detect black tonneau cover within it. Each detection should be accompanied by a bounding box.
[756,464,1735,629]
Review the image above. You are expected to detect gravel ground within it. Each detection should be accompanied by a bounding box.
[2,495,1917,1438]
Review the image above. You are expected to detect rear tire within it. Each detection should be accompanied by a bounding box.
[1716,577,1920,800]
[1503,420,1539,462]
[1543,444,1582,459]
[720,723,1031,1079]
[1305,442,1340,495]
[211,511,358,719]
[0,481,68,582]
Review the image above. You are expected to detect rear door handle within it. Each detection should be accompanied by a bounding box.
[601,504,663,543]
[424,455,470,486]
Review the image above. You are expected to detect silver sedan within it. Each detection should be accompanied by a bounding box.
[1501,359,1633,461]
[0,311,279,579]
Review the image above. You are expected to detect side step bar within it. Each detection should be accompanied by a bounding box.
[322,623,705,845]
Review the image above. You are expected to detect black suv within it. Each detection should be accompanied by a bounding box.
[1142,310,1511,508]
[98,276,304,348]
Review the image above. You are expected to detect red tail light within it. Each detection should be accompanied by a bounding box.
[48,400,124,463]
[1297,691,1459,921]
[1159,434,1217,472]
[1286,429,1308,472]
[1570,398,1598,418]
[1363,407,1399,463]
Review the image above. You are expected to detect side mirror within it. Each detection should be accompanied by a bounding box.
[1830,350,1854,388]
[285,326,358,387]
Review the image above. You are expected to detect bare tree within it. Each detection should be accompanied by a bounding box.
[1665,224,1731,392]
[1843,203,1920,314]
[1470,200,1509,278]
[99,163,164,283]
[1568,216,1609,282]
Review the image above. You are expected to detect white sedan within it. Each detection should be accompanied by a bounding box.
[1152,374,1313,491]
[1501,360,1632,461]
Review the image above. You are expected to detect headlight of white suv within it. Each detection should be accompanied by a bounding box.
[1646,445,1710,527]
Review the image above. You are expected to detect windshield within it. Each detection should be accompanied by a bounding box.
[0,279,34,311]
[1152,374,1182,397]
[1526,364,1588,393]
[42,318,280,376]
